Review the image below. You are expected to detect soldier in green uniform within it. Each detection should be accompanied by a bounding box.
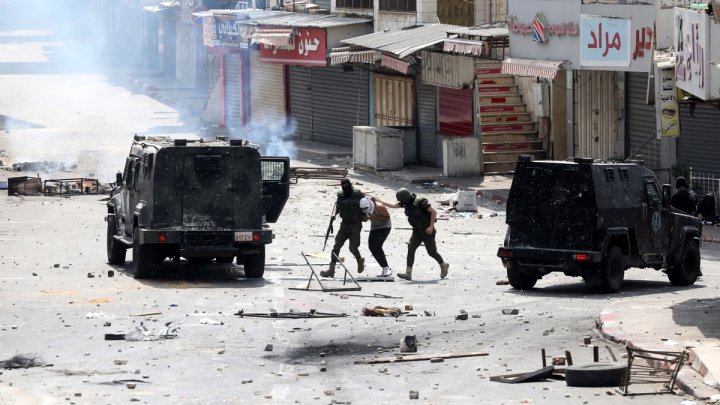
[377,188,449,281]
[320,178,366,277]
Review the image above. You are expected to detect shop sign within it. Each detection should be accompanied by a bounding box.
[580,15,631,67]
[203,15,249,48]
[260,28,327,66]
[674,8,708,99]
[507,14,579,42]
[655,58,680,138]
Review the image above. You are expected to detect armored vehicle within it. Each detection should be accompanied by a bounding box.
[106,135,290,279]
[497,156,702,293]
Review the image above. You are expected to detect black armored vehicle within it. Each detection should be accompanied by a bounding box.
[106,135,290,279]
[497,156,702,293]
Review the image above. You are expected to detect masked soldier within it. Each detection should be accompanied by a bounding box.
[377,188,449,281]
[320,178,365,277]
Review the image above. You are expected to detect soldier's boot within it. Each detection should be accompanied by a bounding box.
[320,262,336,278]
[440,262,450,279]
[357,257,365,274]
[397,266,413,281]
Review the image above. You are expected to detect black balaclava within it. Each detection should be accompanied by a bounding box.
[341,178,352,197]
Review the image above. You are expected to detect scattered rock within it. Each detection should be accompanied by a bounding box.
[264,344,273,352]
[87,273,95,278]
[456,311,468,321]
[32,273,37,277]
[583,336,592,345]
[126,383,136,389]
[429,358,444,363]
[108,270,115,277]
[423,310,432,316]
[496,279,510,285]
[409,390,419,400]
[404,304,413,311]
[551,357,566,365]
[502,309,519,315]
[400,335,417,353]
[114,360,127,365]
[53,264,60,268]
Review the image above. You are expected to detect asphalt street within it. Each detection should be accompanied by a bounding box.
[2,13,720,405]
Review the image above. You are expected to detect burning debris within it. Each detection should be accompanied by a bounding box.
[0,353,48,369]
[43,178,99,196]
[8,176,42,196]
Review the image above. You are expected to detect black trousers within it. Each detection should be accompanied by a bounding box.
[368,227,391,268]
[407,229,443,267]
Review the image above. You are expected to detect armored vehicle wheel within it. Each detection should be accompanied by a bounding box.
[215,256,235,264]
[243,246,266,279]
[668,239,700,286]
[595,246,624,293]
[506,260,537,290]
[106,215,126,265]
[132,228,159,279]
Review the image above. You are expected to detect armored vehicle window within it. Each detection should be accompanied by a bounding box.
[144,154,154,177]
[262,160,286,181]
[644,179,662,206]
[133,160,141,191]
[123,158,133,185]
[619,168,629,181]
[604,168,616,182]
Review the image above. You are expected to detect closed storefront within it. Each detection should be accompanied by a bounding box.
[176,22,198,87]
[223,51,248,132]
[417,83,439,166]
[626,72,660,170]
[678,104,720,174]
[438,87,473,136]
[373,74,414,127]
[249,51,286,131]
[289,66,370,146]
[574,70,618,160]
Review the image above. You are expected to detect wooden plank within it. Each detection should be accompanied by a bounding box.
[354,351,489,364]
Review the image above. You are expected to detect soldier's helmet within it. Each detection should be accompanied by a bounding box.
[396,188,413,203]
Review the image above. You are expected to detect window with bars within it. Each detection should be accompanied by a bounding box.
[379,0,416,12]
[336,0,373,8]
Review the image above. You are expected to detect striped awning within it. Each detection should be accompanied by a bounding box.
[381,53,411,74]
[251,28,294,48]
[328,46,378,65]
[443,39,485,56]
[501,58,565,80]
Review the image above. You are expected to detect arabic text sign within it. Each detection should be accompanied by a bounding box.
[674,8,709,100]
[580,16,631,67]
[655,61,680,139]
[259,28,327,66]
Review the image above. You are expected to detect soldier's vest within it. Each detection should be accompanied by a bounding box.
[404,197,430,230]
[337,190,364,224]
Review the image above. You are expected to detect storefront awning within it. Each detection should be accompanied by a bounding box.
[501,58,565,80]
[381,54,411,74]
[251,28,294,47]
[143,1,180,13]
[443,39,485,56]
[328,46,378,65]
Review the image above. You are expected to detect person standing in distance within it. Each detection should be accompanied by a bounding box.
[359,197,393,277]
[376,188,449,280]
[320,178,365,277]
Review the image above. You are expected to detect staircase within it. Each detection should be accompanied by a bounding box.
[477,64,546,173]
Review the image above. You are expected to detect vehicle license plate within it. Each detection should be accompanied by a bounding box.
[234,232,252,241]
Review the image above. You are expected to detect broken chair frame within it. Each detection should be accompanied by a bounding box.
[294,251,361,292]
[618,347,688,396]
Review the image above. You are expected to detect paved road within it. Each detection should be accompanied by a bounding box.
[1,10,718,404]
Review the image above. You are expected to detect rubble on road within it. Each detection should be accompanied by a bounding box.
[355,351,489,364]
[361,305,403,317]
[0,354,49,369]
[236,309,348,319]
[400,335,417,353]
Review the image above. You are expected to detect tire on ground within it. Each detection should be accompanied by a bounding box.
[107,215,126,265]
[668,239,700,286]
[595,246,624,294]
[132,227,158,279]
[565,362,628,387]
[243,245,266,278]
[506,259,537,290]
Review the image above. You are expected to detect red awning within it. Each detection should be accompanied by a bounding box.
[501,58,565,80]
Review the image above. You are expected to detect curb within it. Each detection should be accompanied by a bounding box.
[597,310,720,400]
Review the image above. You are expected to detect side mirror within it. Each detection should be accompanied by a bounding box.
[662,184,671,208]
[116,172,123,187]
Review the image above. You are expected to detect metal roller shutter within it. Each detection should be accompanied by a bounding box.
[289,66,312,140]
[310,66,369,146]
[626,72,660,169]
[249,51,285,132]
[678,103,720,174]
[417,83,438,166]
[438,86,472,136]
[224,52,244,132]
[574,70,618,160]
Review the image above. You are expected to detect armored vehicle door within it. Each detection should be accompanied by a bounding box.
[642,177,668,259]
[260,157,290,223]
[122,157,141,236]
[182,153,234,228]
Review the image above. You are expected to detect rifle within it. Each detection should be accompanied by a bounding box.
[323,203,337,251]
